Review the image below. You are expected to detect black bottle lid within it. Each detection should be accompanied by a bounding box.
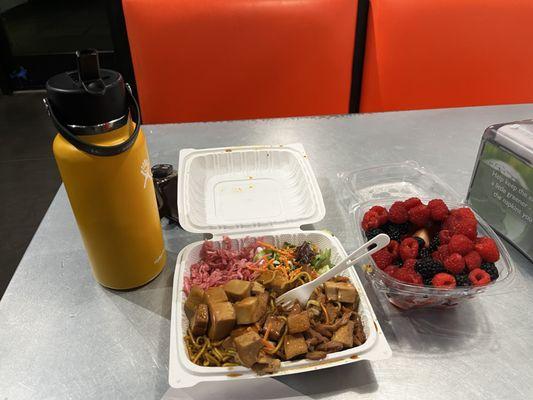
[152,164,174,179]
[45,49,127,128]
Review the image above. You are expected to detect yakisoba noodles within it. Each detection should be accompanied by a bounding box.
[183,239,366,375]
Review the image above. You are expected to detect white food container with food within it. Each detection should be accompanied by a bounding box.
[169,143,391,388]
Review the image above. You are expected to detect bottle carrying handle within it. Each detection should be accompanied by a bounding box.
[44,83,141,157]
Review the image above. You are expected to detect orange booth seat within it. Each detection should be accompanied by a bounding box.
[122,0,358,124]
[360,0,533,113]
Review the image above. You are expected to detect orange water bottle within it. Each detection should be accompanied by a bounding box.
[44,49,166,289]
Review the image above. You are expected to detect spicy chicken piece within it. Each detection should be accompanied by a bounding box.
[316,340,344,353]
[224,280,251,301]
[263,316,286,341]
[204,286,228,307]
[252,353,281,375]
[331,321,354,348]
[305,351,327,360]
[190,303,209,336]
[287,311,310,334]
[234,330,264,367]
[185,286,205,320]
[283,334,308,359]
[208,301,235,341]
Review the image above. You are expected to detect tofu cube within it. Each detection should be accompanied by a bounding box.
[337,282,357,304]
[190,303,209,336]
[234,297,259,324]
[251,281,265,295]
[256,270,275,285]
[283,334,308,359]
[324,281,339,301]
[332,321,354,348]
[207,301,235,341]
[204,286,228,307]
[234,330,264,367]
[184,286,205,320]
[269,273,289,293]
[264,316,286,341]
[324,281,358,304]
[287,311,310,334]
[252,292,270,322]
[224,280,251,301]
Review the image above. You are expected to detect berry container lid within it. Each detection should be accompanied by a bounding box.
[338,161,517,309]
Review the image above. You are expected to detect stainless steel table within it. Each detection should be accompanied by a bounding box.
[2,104,533,400]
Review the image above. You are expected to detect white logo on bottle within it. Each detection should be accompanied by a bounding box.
[140,159,152,189]
[154,248,165,264]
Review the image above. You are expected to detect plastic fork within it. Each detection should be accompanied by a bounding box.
[275,234,390,309]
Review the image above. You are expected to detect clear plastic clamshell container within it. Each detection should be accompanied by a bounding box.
[338,161,516,310]
[169,144,391,388]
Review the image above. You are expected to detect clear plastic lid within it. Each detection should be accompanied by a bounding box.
[338,161,517,309]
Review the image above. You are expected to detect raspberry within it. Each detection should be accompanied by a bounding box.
[365,227,384,240]
[399,237,419,261]
[362,211,380,231]
[443,208,477,240]
[402,258,417,271]
[383,265,398,276]
[408,204,431,227]
[432,273,456,288]
[464,251,482,271]
[404,197,422,210]
[474,237,500,263]
[444,253,466,274]
[432,244,450,263]
[468,268,491,286]
[389,201,409,224]
[480,262,499,281]
[387,240,400,260]
[372,248,393,270]
[369,206,389,226]
[428,199,450,221]
[452,207,476,220]
[448,234,474,255]
[394,268,423,285]
[438,230,452,244]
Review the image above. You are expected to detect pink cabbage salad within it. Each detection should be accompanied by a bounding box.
[183,236,261,295]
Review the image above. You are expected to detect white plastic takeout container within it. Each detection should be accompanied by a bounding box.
[169,143,392,388]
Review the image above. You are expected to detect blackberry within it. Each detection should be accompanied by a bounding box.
[365,228,384,240]
[481,262,499,281]
[415,258,445,280]
[414,237,426,250]
[455,274,471,287]
[419,248,431,260]
[429,236,440,252]
[396,222,411,235]
[381,223,402,242]
[423,277,434,286]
